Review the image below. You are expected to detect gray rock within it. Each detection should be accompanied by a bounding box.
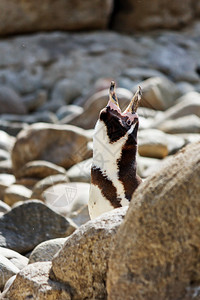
[29,238,66,264]
[31,174,69,200]
[0,254,19,291]
[0,247,28,270]
[56,105,84,120]
[4,184,32,206]
[158,114,200,134]
[67,158,92,183]
[2,262,71,299]
[0,111,58,124]
[0,86,26,115]
[22,90,47,112]
[51,78,82,104]
[122,67,165,81]
[11,123,92,178]
[0,200,11,213]
[0,199,76,253]
[51,207,128,300]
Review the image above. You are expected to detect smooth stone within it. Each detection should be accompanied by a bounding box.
[51,207,128,300]
[0,200,11,213]
[11,123,92,178]
[0,160,13,174]
[2,262,71,299]
[69,205,90,227]
[22,90,47,112]
[0,86,26,115]
[4,185,32,206]
[31,174,69,200]
[0,174,15,200]
[56,104,84,120]
[0,247,28,270]
[158,114,200,134]
[15,178,39,189]
[66,158,92,183]
[0,199,76,253]
[43,182,90,217]
[51,78,82,104]
[138,129,185,158]
[0,120,28,137]
[0,149,10,162]
[107,142,200,300]
[136,76,178,111]
[29,238,66,264]
[16,160,67,180]
[122,67,165,81]
[176,133,200,144]
[0,254,19,291]
[137,156,162,178]
[0,130,15,152]
[0,111,58,124]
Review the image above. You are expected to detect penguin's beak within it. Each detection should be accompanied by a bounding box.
[106,81,121,113]
[122,86,141,123]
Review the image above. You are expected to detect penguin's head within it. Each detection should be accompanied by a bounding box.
[99,81,141,145]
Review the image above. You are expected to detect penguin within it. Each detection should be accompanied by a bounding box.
[88,81,142,219]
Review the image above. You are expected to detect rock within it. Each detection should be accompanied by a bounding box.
[122,67,165,81]
[158,114,200,134]
[15,178,39,189]
[112,0,195,31]
[22,90,47,112]
[0,111,58,124]
[0,200,11,213]
[0,200,76,253]
[138,129,185,158]
[67,158,92,183]
[107,142,200,300]
[137,155,162,178]
[137,77,178,111]
[0,86,26,115]
[4,184,32,206]
[0,0,113,35]
[29,238,66,264]
[11,123,92,178]
[0,254,19,290]
[0,149,10,162]
[68,88,133,129]
[2,262,71,299]
[0,159,12,174]
[51,78,82,104]
[16,160,67,180]
[0,130,15,152]
[32,174,69,200]
[43,182,90,217]
[176,81,195,96]
[0,120,28,137]
[0,247,28,270]
[176,133,200,144]
[56,105,84,120]
[51,207,128,300]
[0,174,15,200]
[156,92,200,127]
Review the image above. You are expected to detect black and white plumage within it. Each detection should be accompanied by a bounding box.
[88,81,142,219]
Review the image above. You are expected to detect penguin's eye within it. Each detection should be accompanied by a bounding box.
[126,119,132,126]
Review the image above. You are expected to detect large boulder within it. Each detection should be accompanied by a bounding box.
[0,200,76,253]
[51,207,128,300]
[0,0,113,35]
[112,0,197,32]
[11,123,92,178]
[107,142,200,300]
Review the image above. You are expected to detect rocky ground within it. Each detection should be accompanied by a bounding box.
[0,21,200,299]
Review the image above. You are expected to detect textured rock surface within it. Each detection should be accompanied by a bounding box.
[0,247,28,270]
[0,254,19,290]
[107,142,200,300]
[0,200,76,253]
[0,0,113,35]
[51,207,128,300]
[112,0,198,32]
[11,123,92,178]
[29,238,66,264]
[2,262,71,299]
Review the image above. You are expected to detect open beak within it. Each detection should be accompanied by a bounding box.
[123,86,142,114]
[107,81,121,112]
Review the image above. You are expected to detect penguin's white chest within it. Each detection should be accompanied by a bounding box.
[88,184,115,219]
